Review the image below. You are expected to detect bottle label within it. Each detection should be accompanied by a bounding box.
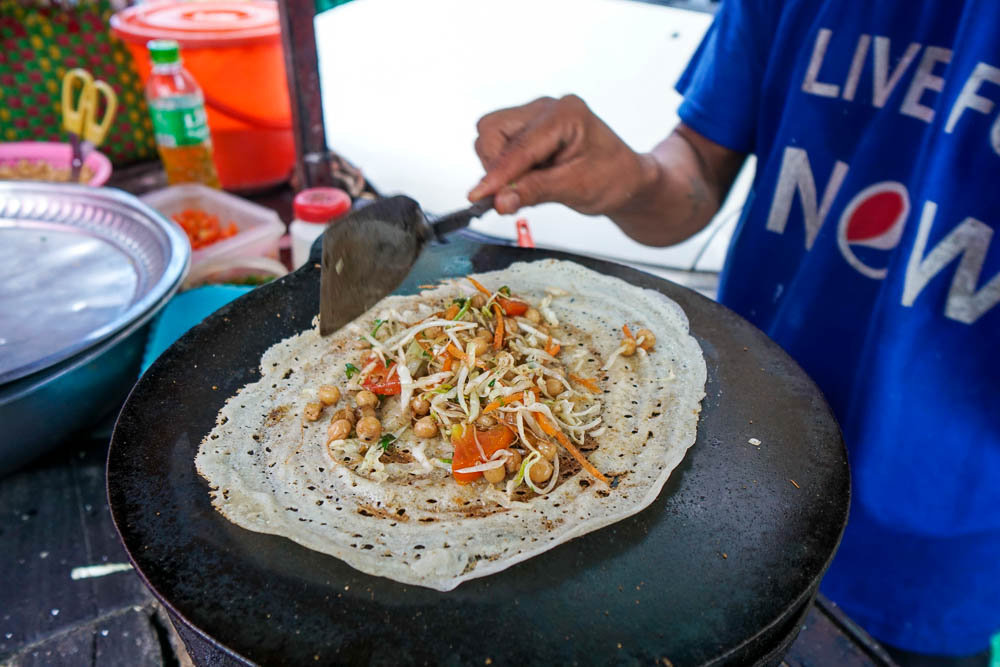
[150,104,211,148]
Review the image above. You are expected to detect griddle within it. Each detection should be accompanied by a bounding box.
[107,236,849,666]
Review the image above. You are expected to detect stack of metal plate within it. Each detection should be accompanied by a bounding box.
[0,183,189,476]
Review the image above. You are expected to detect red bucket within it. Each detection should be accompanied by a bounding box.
[112,0,295,190]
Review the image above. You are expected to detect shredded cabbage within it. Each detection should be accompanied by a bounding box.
[410,440,433,473]
[360,441,388,482]
[602,342,629,371]
[507,451,539,495]
[455,458,505,474]
[383,318,475,351]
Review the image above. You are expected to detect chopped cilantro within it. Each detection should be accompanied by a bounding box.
[439,458,452,464]
[453,298,471,321]
[377,433,396,452]
[371,319,386,337]
[499,285,511,296]
[488,379,496,388]
[345,363,360,379]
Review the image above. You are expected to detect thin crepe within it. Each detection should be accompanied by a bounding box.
[196,259,706,591]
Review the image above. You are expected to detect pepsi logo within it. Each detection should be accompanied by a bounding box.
[837,182,910,279]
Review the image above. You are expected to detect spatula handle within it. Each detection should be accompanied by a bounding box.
[430,196,495,239]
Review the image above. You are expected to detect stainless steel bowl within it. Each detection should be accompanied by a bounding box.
[0,183,189,475]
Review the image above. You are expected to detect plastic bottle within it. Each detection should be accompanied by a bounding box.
[290,187,352,269]
[145,39,221,188]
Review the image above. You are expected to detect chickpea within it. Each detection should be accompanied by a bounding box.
[621,338,637,357]
[475,413,497,430]
[483,465,506,484]
[470,336,490,356]
[303,401,323,421]
[357,405,377,420]
[545,377,564,396]
[505,449,522,474]
[414,416,438,438]
[636,328,656,351]
[470,293,487,308]
[528,457,554,484]
[423,326,443,339]
[356,416,382,442]
[327,419,352,441]
[506,318,519,334]
[524,307,542,324]
[318,384,341,406]
[355,390,378,408]
[411,396,431,416]
[330,407,355,425]
[536,440,558,461]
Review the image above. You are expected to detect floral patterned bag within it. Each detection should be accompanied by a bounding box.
[0,0,157,165]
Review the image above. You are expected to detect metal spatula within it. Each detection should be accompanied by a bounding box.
[318,195,494,335]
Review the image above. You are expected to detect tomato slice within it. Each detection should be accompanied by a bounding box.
[496,296,528,316]
[360,354,401,395]
[450,424,516,483]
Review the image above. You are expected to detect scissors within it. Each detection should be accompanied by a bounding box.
[61,68,118,183]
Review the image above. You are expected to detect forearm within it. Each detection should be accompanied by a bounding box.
[468,99,746,247]
[608,125,745,247]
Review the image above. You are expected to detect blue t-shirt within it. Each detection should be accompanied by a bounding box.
[677,0,1000,656]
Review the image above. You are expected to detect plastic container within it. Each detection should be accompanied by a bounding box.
[0,142,112,186]
[145,40,221,189]
[184,256,288,289]
[141,184,285,279]
[289,187,352,269]
[111,1,294,191]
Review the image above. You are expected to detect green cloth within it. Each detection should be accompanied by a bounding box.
[314,0,355,15]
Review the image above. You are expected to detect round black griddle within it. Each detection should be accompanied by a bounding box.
[107,237,849,666]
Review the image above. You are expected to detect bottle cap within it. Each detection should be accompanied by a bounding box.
[293,188,352,223]
[148,39,181,65]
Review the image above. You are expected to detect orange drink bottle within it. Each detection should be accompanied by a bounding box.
[145,39,221,188]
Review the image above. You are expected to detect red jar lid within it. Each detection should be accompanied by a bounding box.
[293,188,352,223]
[110,0,280,49]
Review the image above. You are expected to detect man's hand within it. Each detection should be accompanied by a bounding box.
[468,95,746,247]
[468,95,656,217]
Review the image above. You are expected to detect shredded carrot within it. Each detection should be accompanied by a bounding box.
[441,354,453,372]
[534,410,610,486]
[492,303,504,349]
[623,324,635,340]
[445,303,460,319]
[467,276,491,296]
[545,336,561,357]
[172,208,238,250]
[446,343,466,360]
[569,374,601,393]
[483,391,524,414]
